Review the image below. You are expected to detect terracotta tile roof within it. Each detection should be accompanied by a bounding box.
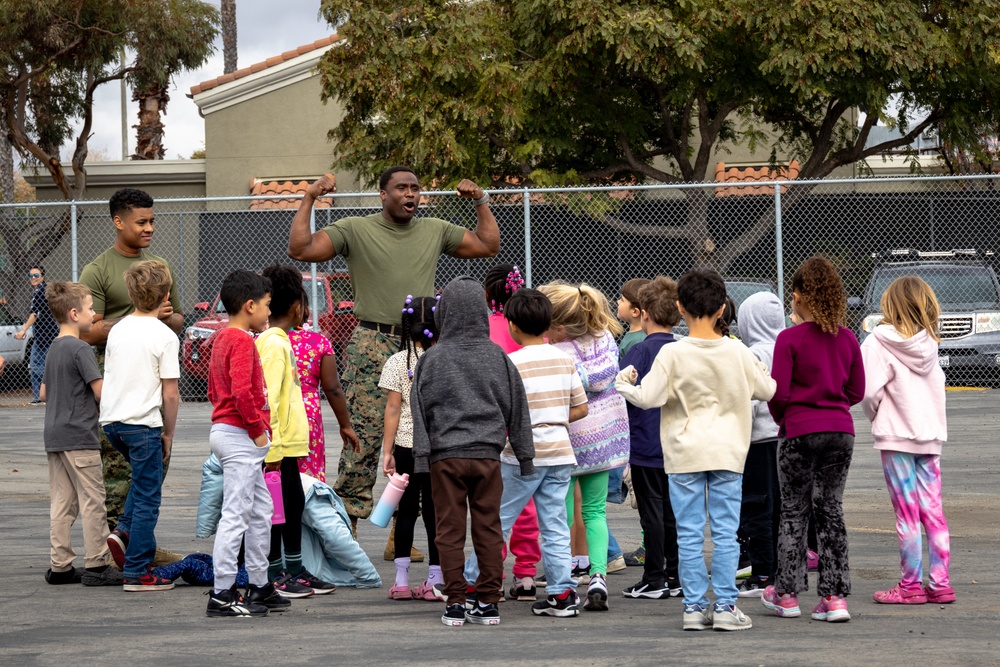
[714,160,800,197]
[249,177,334,210]
[190,35,339,96]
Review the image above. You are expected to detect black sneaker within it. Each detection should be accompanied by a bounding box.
[45,567,84,585]
[206,585,269,617]
[465,601,501,625]
[273,570,314,598]
[623,547,645,567]
[291,568,336,596]
[571,565,591,586]
[247,582,291,611]
[81,565,122,587]
[107,529,129,570]
[441,603,466,627]
[622,580,671,599]
[737,574,770,598]
[509,581,537,601]
[666,577,683,597]
[531,589,580,617]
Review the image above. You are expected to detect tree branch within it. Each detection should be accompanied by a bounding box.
[618,135,680,183]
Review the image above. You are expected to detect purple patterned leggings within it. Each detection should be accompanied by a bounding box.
[880,450,951,591]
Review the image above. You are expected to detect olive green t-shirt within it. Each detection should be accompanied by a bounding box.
[79,247,182,345]
[322,213,467,325]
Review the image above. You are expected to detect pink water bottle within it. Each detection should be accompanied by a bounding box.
[264,471,286,525]
[369,473,409,527]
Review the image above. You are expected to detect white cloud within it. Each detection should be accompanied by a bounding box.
[66,0,333,161]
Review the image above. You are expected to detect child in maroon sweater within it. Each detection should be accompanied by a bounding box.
[205,270,284,618]
[763,257,864,624]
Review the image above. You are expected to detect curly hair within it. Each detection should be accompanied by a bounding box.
[791,256,847,335]
[538,281,623,339]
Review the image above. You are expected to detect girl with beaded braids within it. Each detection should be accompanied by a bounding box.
[379,295,444,600]
[763,256,865,623]
[484,263,525,353]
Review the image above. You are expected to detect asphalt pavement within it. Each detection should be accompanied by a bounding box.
[0,390,998,666]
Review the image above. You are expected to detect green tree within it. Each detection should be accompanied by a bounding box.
[0,0,218,309]
[317,0,1000,269]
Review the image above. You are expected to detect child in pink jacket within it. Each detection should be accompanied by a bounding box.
[861,276,954,605]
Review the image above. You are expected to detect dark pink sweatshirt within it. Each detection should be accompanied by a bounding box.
[767,322,865,439]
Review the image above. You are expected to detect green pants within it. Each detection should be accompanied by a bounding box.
[95,350,170,531]
[334,327,399,519]
[567,471,611,575]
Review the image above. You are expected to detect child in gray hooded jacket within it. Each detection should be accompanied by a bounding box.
[735,291,785,596]
[411,275,534,627]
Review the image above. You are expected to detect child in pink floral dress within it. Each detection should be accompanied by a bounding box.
[288,302,358,482]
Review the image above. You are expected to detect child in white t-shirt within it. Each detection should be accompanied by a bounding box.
[100,260,180,591]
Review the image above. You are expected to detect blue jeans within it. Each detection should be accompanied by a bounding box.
[465,463,575,596]
[668,470,743,609]
[29,342,48,402]
[103,423,164,578]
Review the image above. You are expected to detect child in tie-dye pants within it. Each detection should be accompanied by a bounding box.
[860,276,955,605]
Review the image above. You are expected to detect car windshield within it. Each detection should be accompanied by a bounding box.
[870,266,1000,307]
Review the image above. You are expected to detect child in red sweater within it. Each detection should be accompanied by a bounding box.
[205,269,284,617]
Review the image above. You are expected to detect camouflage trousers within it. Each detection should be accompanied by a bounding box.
[334,326,399,519]
[95,350,171,531]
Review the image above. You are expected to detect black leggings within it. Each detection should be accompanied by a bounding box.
[393,446,439,565]
[269,456,305,562]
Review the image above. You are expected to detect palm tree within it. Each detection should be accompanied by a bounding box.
[222,0,237,74]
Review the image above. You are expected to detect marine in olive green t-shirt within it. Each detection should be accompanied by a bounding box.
[322,212,467,325]
[79,247,182,348]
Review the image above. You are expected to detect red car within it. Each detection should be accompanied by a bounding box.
[181,272,356,397]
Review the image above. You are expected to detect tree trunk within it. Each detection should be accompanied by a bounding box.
[132,84,170,160]
[0,115,14,204]
[222,0,237,74]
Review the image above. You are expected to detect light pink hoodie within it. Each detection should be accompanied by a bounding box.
[860,324,947,455]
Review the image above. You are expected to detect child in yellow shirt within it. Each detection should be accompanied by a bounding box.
[257,264,336,598]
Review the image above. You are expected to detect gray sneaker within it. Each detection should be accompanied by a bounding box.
[713,604,753,631]
[81,566,123,587]
[682,603,713,631]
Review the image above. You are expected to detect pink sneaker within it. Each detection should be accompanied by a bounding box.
[411,580,447,601]
[388,584,413,600]
[807,549,819,571]
[761,585,801,618]
[873,584,927,605]
[924,584,956,604]
[811,594,851,622]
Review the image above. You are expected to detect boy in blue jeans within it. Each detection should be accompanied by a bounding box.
[616,269,775,631]
[462,288,589,617]
[100,261,179,591]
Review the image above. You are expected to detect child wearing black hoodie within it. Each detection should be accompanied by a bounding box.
[411,276,535,628]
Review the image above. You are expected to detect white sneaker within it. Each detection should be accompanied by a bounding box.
[584,573,609,611]
[682,603,713,631]
[713,604,753,631]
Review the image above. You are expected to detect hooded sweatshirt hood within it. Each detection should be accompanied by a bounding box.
[737,291,784,443]
[861,324,946,454]
[871,325,938,375]
[737,291,785,369]
[435,275,491,343]
[410,275,535,475]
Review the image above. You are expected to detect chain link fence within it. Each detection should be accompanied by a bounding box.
[2,174,1000,396]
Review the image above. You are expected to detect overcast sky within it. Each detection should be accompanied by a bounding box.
[75,0,333,161]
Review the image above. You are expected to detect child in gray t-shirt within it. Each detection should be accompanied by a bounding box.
[41,282,118,587]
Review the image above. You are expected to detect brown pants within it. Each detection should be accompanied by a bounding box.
[430,458,504,605]
[48,450,111,571]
